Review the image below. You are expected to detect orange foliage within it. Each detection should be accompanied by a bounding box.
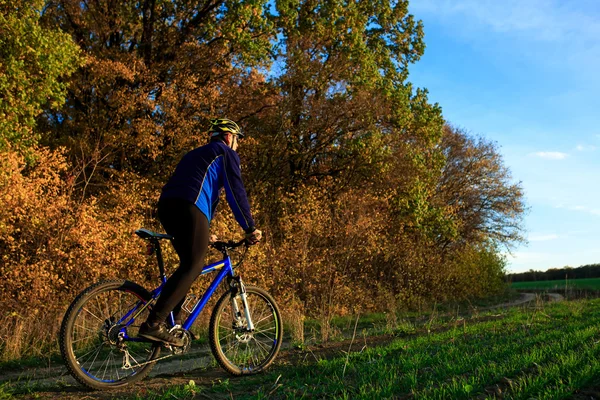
[0,146,157,359]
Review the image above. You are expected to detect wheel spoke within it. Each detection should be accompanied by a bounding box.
[232,340,241,360]
[82,307,104,323]
[253,314,274,327]
[78,347,99,369]
[64,282,160,387]
[218,323,234,332]
[74,323,99,334]
[218,331,236,341]
[71,335,98,345]
[252,303,268,325]
[100,350,111,381]
[115,354,121,381]
[224,337,240,356]
[252,337,271,356]
[256,327,277,338]
[83,341,105,372]
[212,288,281,374]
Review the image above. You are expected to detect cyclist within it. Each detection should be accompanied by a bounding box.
[139,118,262,346]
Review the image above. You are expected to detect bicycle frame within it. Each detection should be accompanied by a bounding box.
[61,228,282,389]
[179,257,233,331]
[120,245,240,343]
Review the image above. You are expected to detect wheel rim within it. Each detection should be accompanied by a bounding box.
[216,292,279,372]
[69,288,157,383]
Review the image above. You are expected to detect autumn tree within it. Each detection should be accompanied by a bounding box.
[40,0,276,196]
[0,0,81,154]
[0,0,533,362]
[230,0,455,318]
[253,0,428,187]
[25,0,526,326]
[434,125,526,250]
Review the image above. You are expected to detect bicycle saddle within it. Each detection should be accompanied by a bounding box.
[135,228,174,240]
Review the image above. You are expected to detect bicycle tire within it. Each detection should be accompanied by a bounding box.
[60,280,161,390]
[209,285,283,375]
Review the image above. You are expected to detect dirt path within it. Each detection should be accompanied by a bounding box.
[8,335,397,400]
[477,291,564,312]
[547,292,565,302]
[479,292,537,310]
[5,292,561,399]
[1,346,221,390]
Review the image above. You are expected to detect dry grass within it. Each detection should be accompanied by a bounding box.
[282,298,305,346]
[0,310,62,362]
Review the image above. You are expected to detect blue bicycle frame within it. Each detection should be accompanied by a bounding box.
[173,257,233,331]
[119,237,242,342]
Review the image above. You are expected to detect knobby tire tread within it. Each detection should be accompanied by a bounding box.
[59,280,160,390]
[209,285,283,376]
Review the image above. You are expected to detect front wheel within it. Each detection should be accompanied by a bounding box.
[209,285,283,375]
[60,280,161,390]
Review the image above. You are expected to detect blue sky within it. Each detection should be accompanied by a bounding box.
[406,0,600,273]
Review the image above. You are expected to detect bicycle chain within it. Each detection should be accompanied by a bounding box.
[122,352,174,369]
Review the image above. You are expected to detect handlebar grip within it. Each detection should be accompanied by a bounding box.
[210,239,248,250]
[229,239,248,248]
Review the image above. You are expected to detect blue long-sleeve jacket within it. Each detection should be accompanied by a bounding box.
[160,141,255,231]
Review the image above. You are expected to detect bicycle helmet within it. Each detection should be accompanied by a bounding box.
[209,118,244,138]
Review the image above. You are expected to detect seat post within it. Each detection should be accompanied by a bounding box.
[153,238,167,280]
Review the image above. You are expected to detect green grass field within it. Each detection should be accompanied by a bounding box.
[123,299,600,399]
[511,277,600,291]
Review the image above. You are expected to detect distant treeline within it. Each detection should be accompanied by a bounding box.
[508,264,600,282]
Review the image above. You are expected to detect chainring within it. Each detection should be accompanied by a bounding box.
[169,327,192,355]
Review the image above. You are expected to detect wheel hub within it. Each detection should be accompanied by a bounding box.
[106,323,125,345]
[236,332,253,343]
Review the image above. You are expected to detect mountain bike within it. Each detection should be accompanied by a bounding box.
[59,228,282,390]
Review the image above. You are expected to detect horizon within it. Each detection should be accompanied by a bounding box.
[506,261,600,275]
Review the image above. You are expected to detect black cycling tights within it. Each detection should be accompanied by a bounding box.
[147,198,209,325]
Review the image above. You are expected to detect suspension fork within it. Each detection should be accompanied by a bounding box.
[228,276,255,331]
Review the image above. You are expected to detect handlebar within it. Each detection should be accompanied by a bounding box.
[209,239,248,252]
[209,239,250,269]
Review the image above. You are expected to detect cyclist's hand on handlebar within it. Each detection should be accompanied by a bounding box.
[209,234,218,244]
[245,228,262,245]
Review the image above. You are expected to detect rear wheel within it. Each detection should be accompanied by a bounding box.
[60,280,161,390]
[209,285,282,375]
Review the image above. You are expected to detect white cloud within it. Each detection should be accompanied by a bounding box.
[568,205,600,217]
[505,251,551,263]
[554,204,600,217]
[528,234,559,242]
[576,144,597,151]
[531,151,568,160]
[411,0,600,41]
